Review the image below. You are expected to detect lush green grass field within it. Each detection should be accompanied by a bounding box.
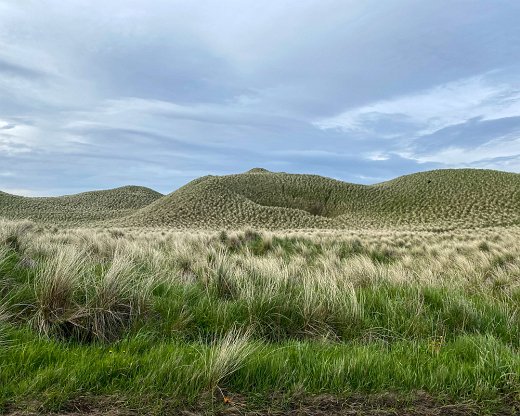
[2,331,518,413]
[1,221,520,413]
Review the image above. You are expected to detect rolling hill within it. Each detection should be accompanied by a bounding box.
[0,186,162,225]
[1,168,519,229]
[120,168,520,230]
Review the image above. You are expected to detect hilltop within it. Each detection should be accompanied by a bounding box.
[1,169,519,229]
[120,168,520,230]
[0,186,162,225]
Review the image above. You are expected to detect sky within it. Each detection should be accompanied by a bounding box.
[1,0,520,196]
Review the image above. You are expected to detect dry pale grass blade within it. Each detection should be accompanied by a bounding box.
[231,254,293,303]
[0,294,10,320]
[199,327,258,391]
[204,248,238,299]
[31,245,87,338]
[0,244,9,266]
[0,219,35,251]
[0,301,9,347]
[84,246,153,342]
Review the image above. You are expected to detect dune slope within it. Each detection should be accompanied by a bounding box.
[120,168,520,229]
[0,186,162,225]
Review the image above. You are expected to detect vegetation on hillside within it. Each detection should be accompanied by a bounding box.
[4,168,518,229]
[118,168,520,229]
[0,186,162,225]
[1,220,520,413]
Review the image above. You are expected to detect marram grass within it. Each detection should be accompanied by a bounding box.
[1,220,520,412]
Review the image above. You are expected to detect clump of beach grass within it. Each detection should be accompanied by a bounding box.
[1,220,520,413]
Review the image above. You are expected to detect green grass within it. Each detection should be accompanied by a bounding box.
[1,222,520,413]
[1,169,519,413]
[2,330,518,413]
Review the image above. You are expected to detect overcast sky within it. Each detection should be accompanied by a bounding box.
[1,1,520,196]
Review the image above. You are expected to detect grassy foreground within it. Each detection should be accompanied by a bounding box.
[1,220,520,413]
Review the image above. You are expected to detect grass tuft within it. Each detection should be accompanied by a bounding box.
[0,219,519,412]
[198,327,258,393]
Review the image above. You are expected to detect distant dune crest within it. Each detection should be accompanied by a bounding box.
[246,167,271,174]
[0,169,519,229]
[0,185,162,225]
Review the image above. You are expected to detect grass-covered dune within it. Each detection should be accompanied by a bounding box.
[1,168,519,230]
[122,168,520,229]
[0,186,162,225]
[1,169,519,414]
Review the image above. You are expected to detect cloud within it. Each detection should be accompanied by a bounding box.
[314,71,520,172]
[314,74,520,137]
[0,57,48,80]
[410,133,520,166]
[0,120,39,155]
[0,120,15,130]
[411,116,520,154]
[0,1,520,195]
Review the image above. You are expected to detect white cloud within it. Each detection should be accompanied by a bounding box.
[408,133,520,166]
[366,153,390,161]
[314,74,520,137]
[0,118,42,153]
[0,120,10,129]
[0,117,90,160]
[0,126,35,155]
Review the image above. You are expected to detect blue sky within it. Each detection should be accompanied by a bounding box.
[1,0,519,196]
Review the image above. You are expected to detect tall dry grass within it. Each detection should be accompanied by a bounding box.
[1,219,520,343]
[2,219,520,412]
[29,242,154,342]
[197,328,258,392]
